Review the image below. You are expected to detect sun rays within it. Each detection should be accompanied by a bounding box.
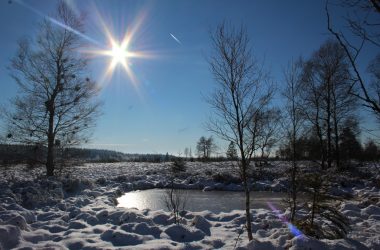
[80,4,155,91]
[88,35,136,86]
[13,0,156,97]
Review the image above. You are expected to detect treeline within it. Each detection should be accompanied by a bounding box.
[0,144,128,165]
[276,135,380,162]
[276,40,380,170]
[0,144,180,165]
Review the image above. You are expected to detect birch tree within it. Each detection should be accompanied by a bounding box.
[4,2,101,176]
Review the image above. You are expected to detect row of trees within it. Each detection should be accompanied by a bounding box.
[282,41,359,171]
[277,134,379,162]
[205,12,379,239]
[194,129,379,162]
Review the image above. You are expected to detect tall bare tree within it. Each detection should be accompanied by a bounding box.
[300,40,356,170]
[282,59,305,222]
[3,2,101,176]
[207,23,274,241]
[326,0,380,120]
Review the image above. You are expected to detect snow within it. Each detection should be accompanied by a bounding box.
[0,162,379,249]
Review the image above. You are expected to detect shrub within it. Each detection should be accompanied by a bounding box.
[212,173,240,184]
[298,173,350,239]
[171,157,186,173]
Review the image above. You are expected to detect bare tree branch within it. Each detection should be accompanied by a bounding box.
[2,1,101,176]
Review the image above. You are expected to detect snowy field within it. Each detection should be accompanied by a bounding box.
[0,162,379,249]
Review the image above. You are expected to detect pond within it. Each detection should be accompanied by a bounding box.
[117,189,289,213]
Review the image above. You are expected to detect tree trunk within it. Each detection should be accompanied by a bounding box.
[332,99,341,169]
[242,161,253,241]
[327,77,332,169]
[46,111,55,176]
[315,117,326,170]
[334,120,340,170]
[311,189,316,228]
[290,115,297,221]
[290,160,297,222]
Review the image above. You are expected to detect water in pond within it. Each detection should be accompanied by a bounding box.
[117,189,288,213]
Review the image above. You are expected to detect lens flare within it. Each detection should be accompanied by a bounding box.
[13,0,100,46]
[81,5,155,91]
[267,202,304,238]
[14,0,156,95]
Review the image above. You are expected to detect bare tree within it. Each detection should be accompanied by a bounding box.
[253,108,282,179]
[226,141,238,160]
[207,22,274,241]
[282,59,305,222]
[205,136,218,158]
[3,2,101,176]
[368,54,380,121]
[189,147,193,159]
[163,188,188,225]
[256,108,282,159]
[196,136,217,159]
[184,147,189,159]
[326,0,380,120]
[163,157,188,225]
[300,40,356,170]
[196,136,207,159]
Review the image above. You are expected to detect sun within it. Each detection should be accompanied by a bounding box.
[81,8,155,89]
[106,39,131,68]
[82,33,143,88]
[110,42,129,65]
[87,35,138,85]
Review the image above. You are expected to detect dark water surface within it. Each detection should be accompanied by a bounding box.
[117,189,288,213]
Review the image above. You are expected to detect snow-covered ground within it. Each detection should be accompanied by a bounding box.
[0,162,379,249]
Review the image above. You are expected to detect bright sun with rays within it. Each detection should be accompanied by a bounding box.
[105,38,132,70]
[100,36,134,75]
[110,42,129,65]
[85,33,142,87]
[83,10,153,89]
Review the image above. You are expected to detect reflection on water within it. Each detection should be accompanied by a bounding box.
[117,189,288,213]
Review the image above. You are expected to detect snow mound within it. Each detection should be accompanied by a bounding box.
[0,225,21,249]
[362,205,380,216]
[101,229,144,246]
[240,238,281,250]
[164,224,205,242]
[192,215,211,235]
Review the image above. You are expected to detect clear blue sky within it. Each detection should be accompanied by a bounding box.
[0,0,378,154]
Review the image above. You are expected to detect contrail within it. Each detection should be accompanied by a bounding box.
[170,33,182,45]
[13,0,101,46]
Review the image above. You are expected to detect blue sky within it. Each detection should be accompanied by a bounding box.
[0,0,378,154]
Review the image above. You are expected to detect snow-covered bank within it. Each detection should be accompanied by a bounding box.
[0,162,379,249]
